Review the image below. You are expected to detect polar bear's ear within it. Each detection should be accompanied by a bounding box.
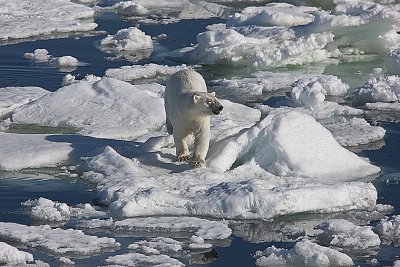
[210,92,216,97]
[193,94,200,103]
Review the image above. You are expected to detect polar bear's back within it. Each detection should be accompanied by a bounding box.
[166,69,207,93]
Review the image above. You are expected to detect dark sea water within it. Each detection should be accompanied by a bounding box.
[0,9,400,267]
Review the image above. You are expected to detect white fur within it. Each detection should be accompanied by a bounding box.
[165,69,220,167]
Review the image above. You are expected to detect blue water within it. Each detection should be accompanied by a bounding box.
[1,8,400,267]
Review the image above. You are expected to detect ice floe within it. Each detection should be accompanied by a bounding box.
[374,215,400,244]
[0,242,34,266]
[227,3,317,27]
[316,219,381,249]
[0,0,97,43]
[105,63,189,82]
[0,86,48,118]
[100,27,153,52]
[254,239,354,266]
[0,222,120,255]
[112,1,148,16]
[22,197,106,222]
[385,49,400,74]
[24,49,82,71]
[104,252,184,267]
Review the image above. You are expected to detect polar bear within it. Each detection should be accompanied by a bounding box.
[165,69,223,167]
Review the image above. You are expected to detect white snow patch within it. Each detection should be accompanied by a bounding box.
[112,1,148,16]
[0,86,48,118]
[128,237,182,254]
[104,252,184,267]
[0,242,34,265]
[316,219,381,249]
[254,239,354,266]
[105,63,188,82]
[100,27,153,51]
[0,222,120,255]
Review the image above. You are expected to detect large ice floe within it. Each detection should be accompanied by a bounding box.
[0,0,97,44]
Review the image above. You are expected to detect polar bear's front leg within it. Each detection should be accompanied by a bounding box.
[190,119,210,167]
[173,131,191,162]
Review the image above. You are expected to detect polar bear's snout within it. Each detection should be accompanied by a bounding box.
[212,102,223,115]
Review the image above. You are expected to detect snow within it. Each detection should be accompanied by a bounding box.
[354,72,400,104]
[11,77,166,139]
[104,252,184,267]
[254,239,354,266]
[323,117,386,146]
[112,1,148,16]
[80,216,232,240]
[0,0,97,43]
[24,49,52,62]
[0,222,120,255]
[53,56,79,67]
[0,86,48,118]
[316,219,381,249]
[0,242,34,265]
[128,237,182,254]
[22,197,106,222]
[100,27,153,52]
[105,63,189,82]
[24,49,81,71]
[227,3,317,27]
[374,215,400,244]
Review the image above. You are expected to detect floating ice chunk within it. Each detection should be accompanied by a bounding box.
[104,252,184,267]
[0,86,48,118]
[385,49,400,74]
[12,77,166,139]
[365,102,400,111]
[0,222,120,255]
[323,117,385,146]
[61,74,101,86]
[0,242,34,265]
[52,56,79,67]
[294,75,349,96]
[22,197,106,222]
[292,80,326,109]
[188,235,212,250]
[310,101,364,120]
[186,27,334,67]
[254,239,354,266]
[316,219,381,249]
[100,27,153,51]
[58,257,75,265]
[0,0,97,43]
[128,237,183,254]
[113,1,148,16]
[354,73,400,104]
[105,63,188,82]
[23,49,52,62]
[227,3,317,27]
[374,215,400,244]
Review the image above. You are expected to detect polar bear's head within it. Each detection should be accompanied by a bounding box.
[193,92,223,115]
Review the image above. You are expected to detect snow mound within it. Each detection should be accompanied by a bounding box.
[22,197,106,222]
[112,1,148,16]
[354,72,400,104]
[105,63,188,82]
[100,27,153,51]
[81,216,232,240]
[0,242,34,265]
[254,239,354,266]
[12,77,166,139]
[316,219,381,249]
[24,49,52,62]
[0,0,97,43]
[0,86,48,118]
[0,222,120,255]
[323,117,385,146]
[227,3,317,27]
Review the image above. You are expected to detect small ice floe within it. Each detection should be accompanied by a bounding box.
[227,2,317,27]
[254,239,354,266]
[0,0,97,43]
[0,242,34,266]
[104,252,184,267]
[0,86,49,118]
[0,222,120,255]
[80,216,232,240]
[354,69,400,105]
[112,1,148,16]
[105,63,188,82]
[315,219,381,250]
[385,49,400,74]
[323,117,386,147]
[22,197,107,222]
[374,215,400,245]
[99,27,153,61]
[57,257,75,265]
[128,237,183,254]
[61,74,101,86]
[24,49,82,72]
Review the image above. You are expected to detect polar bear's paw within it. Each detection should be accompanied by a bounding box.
[189,159,205,168]
[177,155,191,162]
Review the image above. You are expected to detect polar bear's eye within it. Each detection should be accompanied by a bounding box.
[206,99,212,105]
